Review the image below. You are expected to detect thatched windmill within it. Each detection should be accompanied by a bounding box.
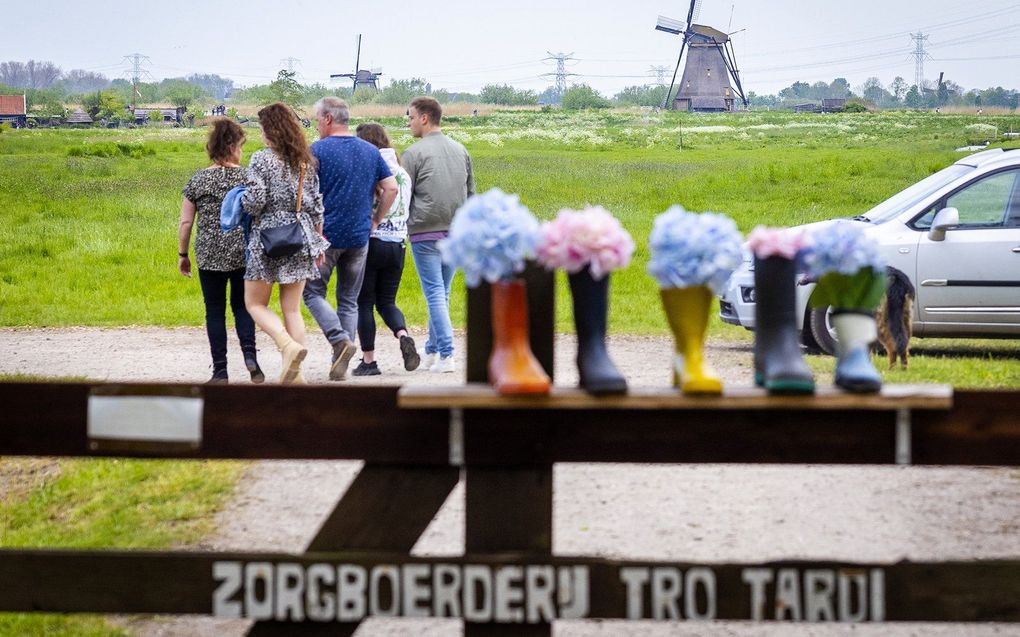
[656,1,747,112]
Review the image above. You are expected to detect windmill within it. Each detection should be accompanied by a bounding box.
[655,1,747,112]
[330,35,383,92]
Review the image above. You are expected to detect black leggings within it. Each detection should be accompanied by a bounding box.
[197,267,257,368]
[357,238,408,352]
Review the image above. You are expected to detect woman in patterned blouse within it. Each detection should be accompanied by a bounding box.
[242,103,329,384]
[178,118,264,384]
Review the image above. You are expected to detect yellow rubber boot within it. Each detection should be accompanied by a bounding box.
[660,286,722,395]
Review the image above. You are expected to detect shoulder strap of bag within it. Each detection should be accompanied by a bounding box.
[295,163,305,216]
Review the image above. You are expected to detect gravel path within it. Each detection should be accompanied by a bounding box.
[1,327,1017,636]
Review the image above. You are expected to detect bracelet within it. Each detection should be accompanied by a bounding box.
[178,252,189,258]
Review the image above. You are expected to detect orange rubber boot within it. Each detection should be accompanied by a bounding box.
[488,279,551,395]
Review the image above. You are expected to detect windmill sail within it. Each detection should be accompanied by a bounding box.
[655,15,685,35]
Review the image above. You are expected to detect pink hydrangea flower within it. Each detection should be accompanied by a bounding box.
[747,225,807,260]
[536,206,635,280]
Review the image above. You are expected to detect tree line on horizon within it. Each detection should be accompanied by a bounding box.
[2,59,1017,117]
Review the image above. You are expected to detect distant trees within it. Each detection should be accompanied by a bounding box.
[479,84,538,106]
[613,84,668,107]
[858,77,892,107]
[890,77,908,102]
[561,84,610,110]
[0,60,61,89]
[904,85,922,108]
[61,69,110,94]
[376,78,429,105]
[186,74,233,101]
[267,70,303,109]
[82,90,128,121]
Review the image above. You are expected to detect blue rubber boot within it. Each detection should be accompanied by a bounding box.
[832,311,882,393]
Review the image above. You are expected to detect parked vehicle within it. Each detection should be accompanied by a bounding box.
[720,148,1020,354]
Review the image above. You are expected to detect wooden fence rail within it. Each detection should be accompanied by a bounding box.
[2,379,1020,634]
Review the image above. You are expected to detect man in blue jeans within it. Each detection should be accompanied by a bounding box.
[305,97,398,380]
[402,97,475,372]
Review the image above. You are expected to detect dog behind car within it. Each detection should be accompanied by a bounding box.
[876,268,914,369]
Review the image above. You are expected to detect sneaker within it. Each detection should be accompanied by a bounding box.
[421,352,437,371]
[399,335,421,371]
[207,368,228,384]
[244,355,265,384]
[351,359,381,376]
[430,355,456,373]
[330,339,357,381]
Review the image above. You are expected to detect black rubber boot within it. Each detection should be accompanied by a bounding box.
[568,268,627,395]
[753,255,815,394]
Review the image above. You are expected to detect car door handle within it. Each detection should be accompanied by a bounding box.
[921,279,948,287]
[1013,246,1020,253]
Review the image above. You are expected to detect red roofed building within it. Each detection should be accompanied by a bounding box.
[0,95,27,128]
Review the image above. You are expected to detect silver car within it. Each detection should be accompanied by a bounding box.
[719,148,1020,354]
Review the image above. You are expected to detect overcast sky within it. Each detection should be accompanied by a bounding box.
[10,0,1020,96]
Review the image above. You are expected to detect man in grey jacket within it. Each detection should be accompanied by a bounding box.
[403,96,475,373]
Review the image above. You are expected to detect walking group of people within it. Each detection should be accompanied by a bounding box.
[177,96,474,384]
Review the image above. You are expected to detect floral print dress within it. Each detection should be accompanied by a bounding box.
[182,166,247,271]
[242,149,330,284]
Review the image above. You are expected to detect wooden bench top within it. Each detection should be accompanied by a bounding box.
[398,383,953,411]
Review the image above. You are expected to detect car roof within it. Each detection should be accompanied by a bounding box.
[953,148,1020,170]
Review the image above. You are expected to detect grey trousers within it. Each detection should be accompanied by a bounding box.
[303,245,369,346]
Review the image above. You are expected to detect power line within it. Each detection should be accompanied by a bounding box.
[910,32,931,89]
[122,53,153,107]
[541,51,578,95]
[649,65,671,86]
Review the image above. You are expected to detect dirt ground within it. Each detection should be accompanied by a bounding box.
[1,327,1018,636]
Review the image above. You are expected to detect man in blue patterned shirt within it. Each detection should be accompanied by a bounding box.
[305,97,398,380]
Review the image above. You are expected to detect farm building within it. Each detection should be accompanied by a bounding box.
[65,109,94,125]
[793,102,821,113]
[0,95,27,128]
[822,98,847,112]
[129,106,185,124]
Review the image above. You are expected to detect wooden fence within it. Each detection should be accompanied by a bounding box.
[2,272,1019,633]
[2,380,1020,635]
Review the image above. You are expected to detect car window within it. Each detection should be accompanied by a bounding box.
[946,170,1018,228]
[865,164,972,223]
[1008,174,1020,227]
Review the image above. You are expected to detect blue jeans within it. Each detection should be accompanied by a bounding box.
[410,240,455,357]
[303,245,368,346]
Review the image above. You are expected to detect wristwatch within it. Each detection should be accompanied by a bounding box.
[178,252,189,258]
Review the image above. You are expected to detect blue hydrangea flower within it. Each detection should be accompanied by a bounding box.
[440,189,539,288]
[647,206,744,294]
[802,221,886,278]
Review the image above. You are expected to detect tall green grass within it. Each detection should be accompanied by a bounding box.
[1,113,1017,342]
[4,113,1008,332]
[0,455,243,636]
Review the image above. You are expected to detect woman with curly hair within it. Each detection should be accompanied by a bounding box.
[242,102,329,383]
[178,118,264,384]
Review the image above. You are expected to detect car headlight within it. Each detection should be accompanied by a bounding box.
[741,286,756,303]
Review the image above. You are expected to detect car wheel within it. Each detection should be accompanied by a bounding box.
[800,307,824,353]
[809,306,838,356]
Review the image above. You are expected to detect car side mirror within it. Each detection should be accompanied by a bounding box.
[928,207,959,242]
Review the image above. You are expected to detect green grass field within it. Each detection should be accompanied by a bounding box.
[1,110,1019,635]
[2,110,1016,332]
